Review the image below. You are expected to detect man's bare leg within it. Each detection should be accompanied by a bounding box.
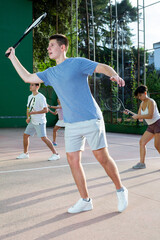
[93,147,122,189]
[67,151,89,198]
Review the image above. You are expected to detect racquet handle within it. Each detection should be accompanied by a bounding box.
[128,111,134,116]
[5,40,21,57]
[5,52,11,57]
[125,109,134,116]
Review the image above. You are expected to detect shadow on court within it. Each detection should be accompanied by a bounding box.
[0,128,160,240]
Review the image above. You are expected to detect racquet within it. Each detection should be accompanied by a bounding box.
[5,12,47,57]
[104,95,133,115]
[27,97,36,113]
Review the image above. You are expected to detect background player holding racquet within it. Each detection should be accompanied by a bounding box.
[16,83,60,161]
[125,85,160,169]
[48,99,65,146]
[104,94,134,115]
[6,34,128,214]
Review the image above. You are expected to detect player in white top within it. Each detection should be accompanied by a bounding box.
[16,83,60,161]
[126,85,160,169]
[48,99,65,146]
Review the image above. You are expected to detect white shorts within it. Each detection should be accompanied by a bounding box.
[65,119,108,152]
[24,122,46,138]
[56,120,65,127]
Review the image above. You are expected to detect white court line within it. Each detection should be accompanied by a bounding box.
[0,156,159,174]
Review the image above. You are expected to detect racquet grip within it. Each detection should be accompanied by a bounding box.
[5,46,15,57]
[5,52,11,57]
[127,110,134,116]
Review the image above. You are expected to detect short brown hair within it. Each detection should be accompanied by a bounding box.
[49,34,69,52]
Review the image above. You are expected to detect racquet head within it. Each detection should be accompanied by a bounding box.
[104,96,125,113]
[5,12,47,57]
[23,12,47,35]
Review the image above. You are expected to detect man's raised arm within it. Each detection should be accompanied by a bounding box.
[5,47,43,84]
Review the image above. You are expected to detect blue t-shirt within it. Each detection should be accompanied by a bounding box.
[36,57,103,123]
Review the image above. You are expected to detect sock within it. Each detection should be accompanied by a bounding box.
[83,198,90,202]
[117,187,124,192]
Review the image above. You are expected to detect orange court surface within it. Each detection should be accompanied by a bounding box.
[0,127,160,240]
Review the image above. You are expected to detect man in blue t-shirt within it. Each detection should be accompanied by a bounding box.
[6,34,128,214]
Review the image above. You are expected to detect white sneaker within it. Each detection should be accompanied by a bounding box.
[16,153,29,159]
[117,186,128,213]
[68,198,93,214]
[48,154,60,161]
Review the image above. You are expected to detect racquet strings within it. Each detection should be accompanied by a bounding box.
[6,13,47,52]
[105,96,122,112]
[28,97,35,112]
[24,12,47,34]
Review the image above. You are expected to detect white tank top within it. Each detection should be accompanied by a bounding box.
[141,100,160,125]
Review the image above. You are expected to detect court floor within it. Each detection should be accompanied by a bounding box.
[0,128,160,240]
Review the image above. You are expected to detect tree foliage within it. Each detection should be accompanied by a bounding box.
[77,0,137,65]
[32,0,77,71]
[32,0,138,68]
[146,70,160,110]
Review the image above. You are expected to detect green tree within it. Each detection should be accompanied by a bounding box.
[31,0,137,67]
[146,70,160,111]
[32,0,77,71]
